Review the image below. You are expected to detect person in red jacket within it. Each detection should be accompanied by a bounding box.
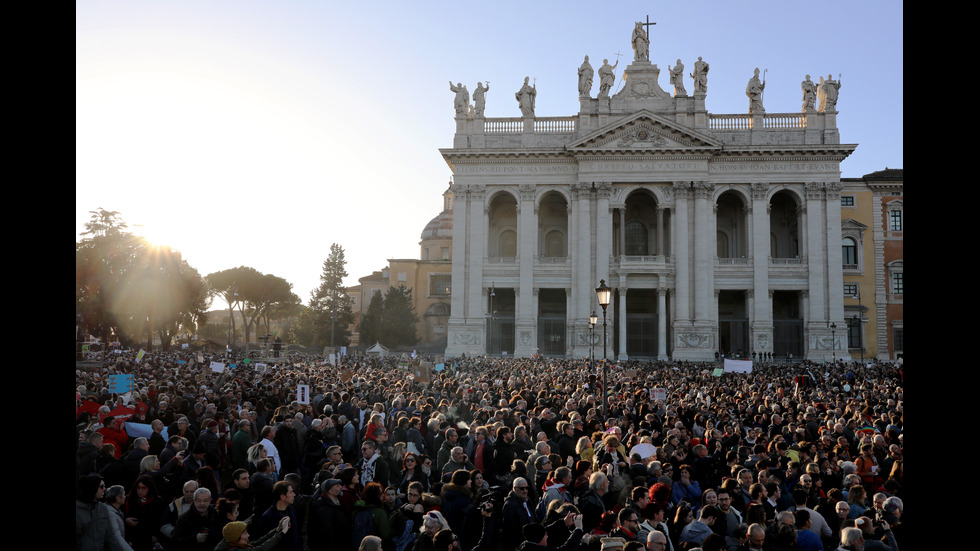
[98,416,129,459]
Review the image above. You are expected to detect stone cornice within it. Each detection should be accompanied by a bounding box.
[712,144,857,161]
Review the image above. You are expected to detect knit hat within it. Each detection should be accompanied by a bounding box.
[600,536,627,550]
[222,521,247,544]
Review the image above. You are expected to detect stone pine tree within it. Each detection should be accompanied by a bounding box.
[380,284,420,348]
[311,243,355,347]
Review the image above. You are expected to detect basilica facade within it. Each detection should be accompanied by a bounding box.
[443,28,856,362]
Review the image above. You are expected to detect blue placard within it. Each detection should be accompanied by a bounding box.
[108,374,134,394]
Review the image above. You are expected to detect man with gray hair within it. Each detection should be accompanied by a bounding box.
[437,428,459,471]
[856,516,897,551]
[646,529,668,551]
[526,440,551,482]
[838,526,863,550]
[442,446,476,477]
[579,471,608,533]
[743,523,766,551]
[104,485,133,551]
[502,477,534,549]
[171,487,222,550]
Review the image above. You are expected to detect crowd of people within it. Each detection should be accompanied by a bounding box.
[76,348,904,551]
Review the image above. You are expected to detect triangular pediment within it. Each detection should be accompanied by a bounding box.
[566,110,722,154]
[841,218,868,231]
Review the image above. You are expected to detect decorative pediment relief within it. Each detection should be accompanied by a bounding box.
[841,218,868,232]
[566,110,722,155]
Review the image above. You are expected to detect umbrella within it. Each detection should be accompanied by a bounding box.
[630,443,657,460]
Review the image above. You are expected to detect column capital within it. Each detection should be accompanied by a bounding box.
[804,182,825,200]
[692,181,715,199]
[672,181,692,198]
[751,182,769,200]
[519,183,535,202]
[596,181,613,198]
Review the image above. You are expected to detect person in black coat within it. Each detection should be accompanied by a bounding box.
[308,479,351,551]
[502,478,535,551]
[492,426,517,487]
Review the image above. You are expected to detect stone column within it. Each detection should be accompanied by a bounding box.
[596,182,612,291]
[749,183,773,357]
[446,184,472,357]
[693,181,715,322]
[657,287,668,360]
[571,183,592,357]
[617,283,628,361]
[657,207,665,256]
[619,207,626,257]
[673,181,691,322]
[516,184,537,356]
[804,183,827,359]
[470,186,488,354]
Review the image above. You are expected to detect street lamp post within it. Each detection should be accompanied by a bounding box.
[595,280,611,418]
[589,311,598,375]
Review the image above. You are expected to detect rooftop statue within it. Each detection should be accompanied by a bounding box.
[598,58,619,99]
[801,74,817,112]
[669,59,687,97]
[578,55,594,99]
[449,81,469,116]
[746,67,766,114]
[473,82,490,117]
[632,21,650,61]
[818,74,841,112]
[515,76,536,117]
[691,56,709,95]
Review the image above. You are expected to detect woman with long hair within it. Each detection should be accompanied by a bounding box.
[846,484,868,519]
[247,443,269,475]
[670,503,693,549]
[124,475,166,551]
[215,497,240,533]
[397,452,430,499]
[339,466,363,516]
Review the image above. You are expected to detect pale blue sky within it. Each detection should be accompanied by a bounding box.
[76,1,903,304]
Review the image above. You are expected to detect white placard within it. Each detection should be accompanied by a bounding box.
[723,359,753,373]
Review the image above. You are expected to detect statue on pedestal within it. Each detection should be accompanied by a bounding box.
[818,74,841,112]
[578,56,594,98]
[449,81,469,116]
[692,56,709,94]
[473,82,490,117]
[598,58,619,98]
[631,21,650,61]
[746,67,765,113]
[515,77,536,117]
[801,74,817,112]
[669,59,687,97]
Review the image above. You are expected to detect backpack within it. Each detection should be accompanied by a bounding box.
[392,518,417,551]
[351,508,377,549]
[534,496,550,522]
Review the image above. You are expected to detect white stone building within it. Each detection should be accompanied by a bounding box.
[443,28,855,362]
